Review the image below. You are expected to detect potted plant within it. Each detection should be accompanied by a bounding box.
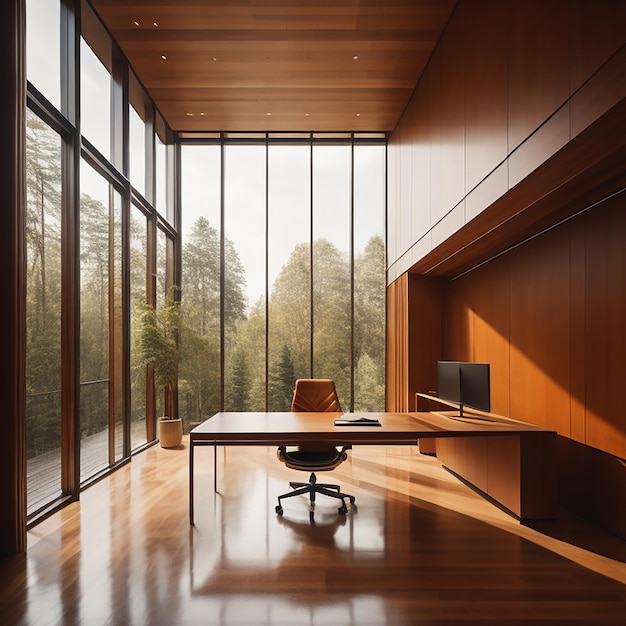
[140,285,183,448]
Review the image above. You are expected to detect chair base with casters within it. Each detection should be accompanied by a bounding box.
[275,446,356,517]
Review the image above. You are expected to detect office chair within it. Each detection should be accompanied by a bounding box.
[275,379,356,518]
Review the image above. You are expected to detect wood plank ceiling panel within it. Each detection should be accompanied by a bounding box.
[90,0,457,132]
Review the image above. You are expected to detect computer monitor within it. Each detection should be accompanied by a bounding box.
[437,361,462,406]
[437,361,491,417]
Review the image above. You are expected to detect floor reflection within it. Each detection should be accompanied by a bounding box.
[1,443,623,625]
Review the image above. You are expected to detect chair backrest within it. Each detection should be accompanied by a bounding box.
[291,379,341,413]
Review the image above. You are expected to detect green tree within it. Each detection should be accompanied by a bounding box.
[269,345,297,411]
[25,112,63,456]
[179,216,248,424]
[226,347,251,411]
[354,234,386,410]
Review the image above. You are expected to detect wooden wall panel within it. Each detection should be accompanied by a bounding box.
[407,275,442,409]
[386,275,409,412]
[410,88,431,246]
[464,0,508,194]
[507,0,570,151]
[438,1,466,213]
[570,0,626,93]
[441,278,471,361]
[426,50,443,226]
[583,194,626,460]
[569,221,586,444]
[508,228,572,434]
[464,260,511,417]
[387,0,626,274]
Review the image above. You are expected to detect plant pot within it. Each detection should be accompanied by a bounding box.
[159,417,183,448]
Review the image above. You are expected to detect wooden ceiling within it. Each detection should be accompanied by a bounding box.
[90,0,457,133]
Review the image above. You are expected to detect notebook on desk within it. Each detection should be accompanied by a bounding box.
[334,416,381,426]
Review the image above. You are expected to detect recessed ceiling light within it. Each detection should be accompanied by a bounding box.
[133,21,140,27]
[305,113,310,117]
[266,112,272,116]
[186,112,193,116]
[200,112,205,116]
[153,22,159,27]
[356,113,361,117]
[211,57,217,61]
[353,55,359,60]
[161,54,167,60]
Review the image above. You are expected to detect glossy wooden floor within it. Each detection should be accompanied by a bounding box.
[1,439,625,625]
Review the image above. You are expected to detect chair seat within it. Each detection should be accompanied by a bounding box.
[278,447,347,471]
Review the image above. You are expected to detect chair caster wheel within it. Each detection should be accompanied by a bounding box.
[275,505,283,516]
[338,503,348,515]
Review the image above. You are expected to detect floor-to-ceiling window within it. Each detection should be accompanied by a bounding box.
[312,144,352,406]
[25,0,177,524]
[268,144,312,409]
[353,145,386,410]
[25,108,64,515]
[223,145,267,411]
[180,135,386,422]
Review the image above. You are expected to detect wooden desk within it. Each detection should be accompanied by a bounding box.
[189,411,556,524]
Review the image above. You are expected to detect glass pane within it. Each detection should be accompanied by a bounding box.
[312,145,351,408]
[130,205,149,449]
[180,146,222,426]
[80,37,111,159]
[130,104,146,197]
[111,189,124,461]
[25,108,63,514]
[79,158,111,481]
[155,228,175,424]
[223,146,266,411]
[354,146,386,411]
[268,145,311,410]
[26,0,60,109]
[156,133,167,213]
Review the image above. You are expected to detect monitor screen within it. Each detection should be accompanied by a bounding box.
[437,361,491,415]
[437,361,461,405]
[459,362,490,413]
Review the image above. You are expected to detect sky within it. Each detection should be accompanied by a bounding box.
[181,144,386,308]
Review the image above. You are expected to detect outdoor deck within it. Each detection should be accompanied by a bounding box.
[27,421,150,516]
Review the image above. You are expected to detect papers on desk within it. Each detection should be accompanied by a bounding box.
[334,416,381,426]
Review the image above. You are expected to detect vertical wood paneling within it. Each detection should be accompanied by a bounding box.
[407,275,442,409]
[465,259,511,417]
[427,50,443,226]
[442,278,471,362]
[569,0,626,93]
[464,0,508,194]
[583,195,626,460]
[386,275,409,412]
[508,229,571,434]
[438,1,466,213]
[569,220,586,444]
[507,0,571,152]
[410,88,431,245]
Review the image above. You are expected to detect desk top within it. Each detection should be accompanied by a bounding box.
[190,411,552,445]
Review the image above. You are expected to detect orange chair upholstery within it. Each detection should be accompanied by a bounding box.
[275,379,355,519]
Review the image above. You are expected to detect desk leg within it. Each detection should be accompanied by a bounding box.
[214,441,217,491]
[189,440,194,525]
